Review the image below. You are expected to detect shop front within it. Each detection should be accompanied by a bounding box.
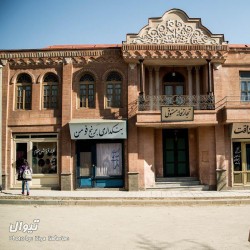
[232,123,250,186]
[69,119,127,188]
[13,134,59,189]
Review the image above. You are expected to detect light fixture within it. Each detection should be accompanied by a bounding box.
[172,66,175,77]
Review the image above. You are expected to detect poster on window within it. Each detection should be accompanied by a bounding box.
[96,143,122,176]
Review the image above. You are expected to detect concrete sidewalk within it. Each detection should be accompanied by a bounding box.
[1,189,250,206]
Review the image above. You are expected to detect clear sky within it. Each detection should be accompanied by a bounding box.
[0,0,249,50]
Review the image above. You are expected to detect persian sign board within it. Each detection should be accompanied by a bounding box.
[231,123,250,139]
[161,106,194,122]
[69,120,127,140]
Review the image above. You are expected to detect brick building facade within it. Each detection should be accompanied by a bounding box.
[1,9,250,191]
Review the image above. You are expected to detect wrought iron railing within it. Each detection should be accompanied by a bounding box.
[138,94,215,111]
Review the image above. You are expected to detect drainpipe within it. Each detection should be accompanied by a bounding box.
[0,63,3,192]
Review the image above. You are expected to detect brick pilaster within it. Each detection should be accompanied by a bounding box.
[60,58,73,190]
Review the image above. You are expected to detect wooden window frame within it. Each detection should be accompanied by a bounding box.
[16,83,32,110]
[79,81,95,108]
[106,81,122,108]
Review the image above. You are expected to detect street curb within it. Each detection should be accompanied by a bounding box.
[1,198,250,206]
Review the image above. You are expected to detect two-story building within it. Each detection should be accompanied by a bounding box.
[1,9,250,191]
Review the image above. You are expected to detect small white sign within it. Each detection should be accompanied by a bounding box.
[161,106,194,122]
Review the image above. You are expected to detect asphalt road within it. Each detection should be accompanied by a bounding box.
[0,204,250,250]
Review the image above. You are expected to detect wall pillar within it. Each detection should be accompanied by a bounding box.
[1,60,8,190]
[61,58,73,190]
[215,125,227,190]
[0,63,3,190]
[127,63,142,190]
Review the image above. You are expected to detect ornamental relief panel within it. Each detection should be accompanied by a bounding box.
[129,19,218,45]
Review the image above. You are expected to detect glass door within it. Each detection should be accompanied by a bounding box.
[233,142,250,185]
[163,129,189,177]
[76,141,94,188]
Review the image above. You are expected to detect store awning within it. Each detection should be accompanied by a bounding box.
[69,119,127,140]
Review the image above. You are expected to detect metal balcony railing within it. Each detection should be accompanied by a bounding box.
[138,94,215,111]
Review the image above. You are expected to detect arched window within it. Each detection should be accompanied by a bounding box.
[16,73,32,110]
[106,71,122,108]
[43,73,58,109]
[79,73,95,108]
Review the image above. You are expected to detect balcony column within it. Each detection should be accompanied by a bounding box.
[148,67,153,110]
[206,59,215,109]
[206,59,213,95]
[187,66,193,105]
[195,66,200,109]
[139,59,145,96]
[155,67,160,110]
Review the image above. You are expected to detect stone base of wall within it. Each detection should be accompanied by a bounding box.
[2,175,7,190]
[61,173,72,191]
[128,172,139,191]
[216,169,227,191]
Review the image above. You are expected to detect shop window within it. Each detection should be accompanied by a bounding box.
[79,74,95,108]
[32,141,57,174]
[105,71,122,108]
[16,73,32,110]
[240,72,250,101]
[232,141,250,185]
[43,73,58,109]
[96,143,122,176]
[14,134,58,175]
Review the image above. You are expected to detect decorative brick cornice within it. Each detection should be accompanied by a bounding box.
[122,44,229,60]
[0,49,123,66]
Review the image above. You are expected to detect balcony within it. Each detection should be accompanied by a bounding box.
[217,96,250,123]
[136,94,217,126]
[138,94,215,111]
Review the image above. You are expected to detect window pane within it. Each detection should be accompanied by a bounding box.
[165,86,173,95]
[233,142,242,171]
[32,142,57,174]
[241,73,250,102]
[96,143,122,176]
[246,144,250,171]
[176,86,184,95]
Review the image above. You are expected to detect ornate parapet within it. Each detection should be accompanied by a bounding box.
[122,9,228,62]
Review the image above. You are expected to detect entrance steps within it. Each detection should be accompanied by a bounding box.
[147,177,209,191]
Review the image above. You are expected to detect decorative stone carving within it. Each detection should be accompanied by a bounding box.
[125,9,226,46]
[130,19,218,45]
[0,59,7,66]
[64,57,72,64]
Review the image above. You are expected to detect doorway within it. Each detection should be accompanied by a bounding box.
[232,141,250,186]
[163,129,189,177]
[76,140,124,188]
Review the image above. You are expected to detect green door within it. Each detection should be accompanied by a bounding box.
[163,129,189,177]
